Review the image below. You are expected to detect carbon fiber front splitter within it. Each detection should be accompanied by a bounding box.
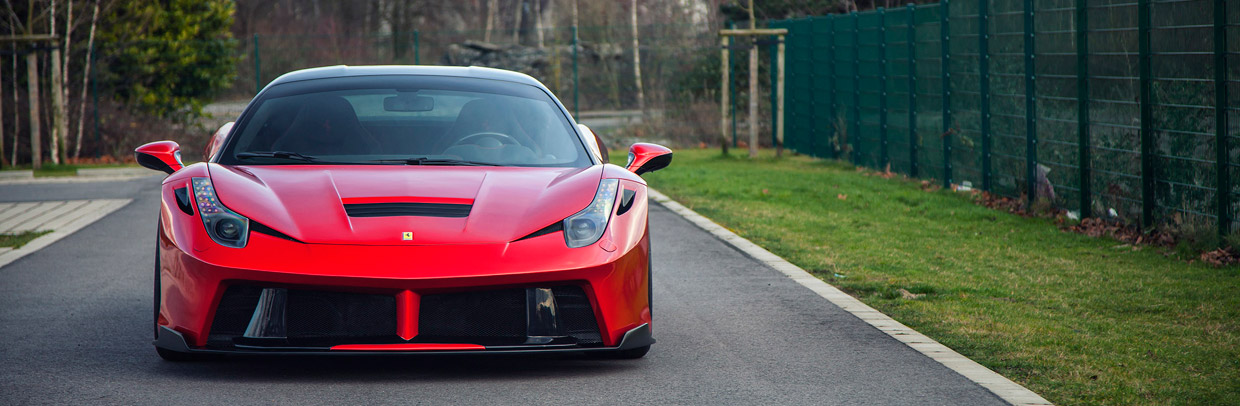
[154,323,653,356]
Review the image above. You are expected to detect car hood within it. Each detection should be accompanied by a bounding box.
[207,163,601,245]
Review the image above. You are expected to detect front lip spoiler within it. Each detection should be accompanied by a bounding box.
[155,324,654,356]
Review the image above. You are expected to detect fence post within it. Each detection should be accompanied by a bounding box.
[770,30,779,148]
[879,8,890,169]
[721,32,730,154]
[724,21,734,148]
[253,34,261,94]
[829,14,839,159]
[1024,0,1038,205]
[941,0,953,187]
[1077,0,1092,218]
[572,26,579,118]
[852,11,862,165]
[908,3,919,177]
[1138,0,1154,227]
[1215,0,1231,239]
[979,0,992,191]
[414,30,420,65]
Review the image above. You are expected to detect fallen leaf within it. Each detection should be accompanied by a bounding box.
[898,289,925,300]
[837,194,847,200]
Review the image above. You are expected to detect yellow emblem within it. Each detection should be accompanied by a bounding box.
[402,231,413,241]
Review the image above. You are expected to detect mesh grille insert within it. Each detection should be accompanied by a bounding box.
[344,202,472,218]
[419,288,528,340]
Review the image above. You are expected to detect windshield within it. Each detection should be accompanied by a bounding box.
[218,75,591,167]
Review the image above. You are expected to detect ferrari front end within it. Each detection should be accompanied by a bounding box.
[138,65,671,361]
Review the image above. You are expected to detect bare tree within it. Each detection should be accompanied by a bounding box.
[73,0,97,159]
[10,46,18,166]
[1,45,5,168]
[534,0,543,48]
[630,0,644,113]
[512,0,524,44]
[26,53,40,169]
[485,0,497,42]
[48,0,61,165]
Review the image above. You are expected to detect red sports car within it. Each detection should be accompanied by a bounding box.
[135,66,671,361]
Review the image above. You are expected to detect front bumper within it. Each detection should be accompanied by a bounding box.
[156,323,654,355]
[157,223,653,352]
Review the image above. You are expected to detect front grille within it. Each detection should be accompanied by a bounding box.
[552,286,603,345]
[343,202,472,218]
[206,285,263,346]
[285,290,397,339]
[207,285,398,348]
[418,286,603,347]
[419,288,528,340]
[206,284,604,349]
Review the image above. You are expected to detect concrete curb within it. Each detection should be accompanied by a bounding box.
[76,167,152,177]
[647,188,1053,406]
[0,170,34,180]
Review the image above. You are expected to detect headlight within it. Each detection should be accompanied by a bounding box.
[192,177,249,248]
[563,179,619,248]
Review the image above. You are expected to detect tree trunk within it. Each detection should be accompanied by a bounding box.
[485,0,497,42]
[1,49,6,168]
[63,0,73,108]
[512,0,524,45]
[630,0,644,114]
[11,50,19,166]
[50,48,65,165]
[27,54,42,169]
[74,0,99,159]
[534,0,543,48]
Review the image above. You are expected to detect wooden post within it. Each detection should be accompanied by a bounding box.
[748,41,758,158]
[776,34,785,157]
[721,35,731,155]
[26,53,41,169]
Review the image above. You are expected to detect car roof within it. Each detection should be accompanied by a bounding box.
[265,65,545,89]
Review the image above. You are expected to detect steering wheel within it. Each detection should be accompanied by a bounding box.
[450,132,520,148]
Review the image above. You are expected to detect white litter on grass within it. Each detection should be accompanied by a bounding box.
[1108,208,1118,217]
[1066,211,1080,221]
[957,181,973,192]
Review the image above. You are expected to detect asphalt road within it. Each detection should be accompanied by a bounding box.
[0,176,1005,405]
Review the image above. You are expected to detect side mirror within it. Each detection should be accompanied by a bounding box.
[626,143,673,176]
[577,124,610,163]
[204,122,233,161]
[134,141,184,175]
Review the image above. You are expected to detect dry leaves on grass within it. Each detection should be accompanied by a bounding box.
[1200,248,1240,267]
[1068,218,1176,247]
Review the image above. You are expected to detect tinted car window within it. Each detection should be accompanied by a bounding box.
[219,75,590,167]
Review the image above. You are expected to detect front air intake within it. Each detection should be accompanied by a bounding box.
[343,202,472,218]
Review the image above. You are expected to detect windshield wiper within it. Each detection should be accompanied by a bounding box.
[236,151,321,162]
[371,157,502,166]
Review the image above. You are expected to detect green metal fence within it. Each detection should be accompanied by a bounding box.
[771,0,1239,239]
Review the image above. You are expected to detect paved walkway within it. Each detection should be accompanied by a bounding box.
[0,199,131,268]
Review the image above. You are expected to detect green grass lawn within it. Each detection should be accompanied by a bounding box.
[632,148,1239,405]
[0,230,51,249]
[1,162,141,177]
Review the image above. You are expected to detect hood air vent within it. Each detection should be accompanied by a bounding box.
[343,202,472,218]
